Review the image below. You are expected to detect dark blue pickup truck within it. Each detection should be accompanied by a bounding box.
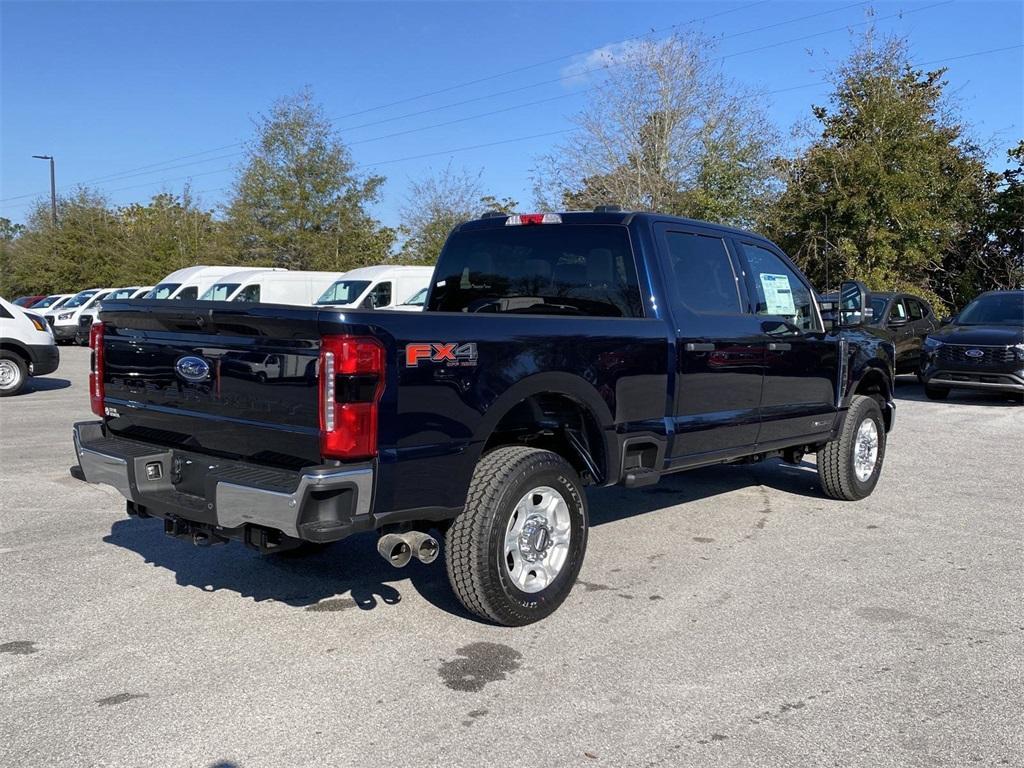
[72,210,895,625]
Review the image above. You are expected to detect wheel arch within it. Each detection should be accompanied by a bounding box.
[473,372,617,485]
[849,366,894,432]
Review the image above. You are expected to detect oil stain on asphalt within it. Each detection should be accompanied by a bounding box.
[0,640,38,655]
[97,693,149,707]
[439,642,522,692]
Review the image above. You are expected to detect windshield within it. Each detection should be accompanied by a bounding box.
[429,224,643,317]
[63,290,98,309]
[869,297,888,324]
[145,283,181,299]
[401,287,428,306]
[108,288,138,300]
[316,280,370,306]
[200,283,240,301]
[957,293,1024,326]
[32,295,63,308]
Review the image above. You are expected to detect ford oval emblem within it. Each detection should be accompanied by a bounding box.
[175,355,210,382]
[965,348,984,358]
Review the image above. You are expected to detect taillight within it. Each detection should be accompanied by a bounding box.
[505,213,562,226]
[89,322,104,417]
[319,335,384,460]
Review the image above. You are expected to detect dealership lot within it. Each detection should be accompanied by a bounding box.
[1,347,1021,768]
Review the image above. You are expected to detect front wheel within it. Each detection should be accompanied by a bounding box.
[0,352,28,396]
[445,446,588,626]
[818,395,886,501]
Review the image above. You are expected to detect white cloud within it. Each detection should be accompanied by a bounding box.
[559,39,647,87]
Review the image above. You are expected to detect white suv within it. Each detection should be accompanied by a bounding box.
[0,297,60,396]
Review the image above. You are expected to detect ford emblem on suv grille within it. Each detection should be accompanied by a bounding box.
[175,355,210,382]
[964,348,984,358]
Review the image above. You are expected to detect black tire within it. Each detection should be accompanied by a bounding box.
[924,384,949,401]
[0,352,29,397]
[818,395,886,501]
[445,446,588,626]
[256,371,267,384]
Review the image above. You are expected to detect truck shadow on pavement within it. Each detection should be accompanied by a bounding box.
[103,459,822,621]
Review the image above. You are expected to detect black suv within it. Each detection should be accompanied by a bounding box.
[920,290,1024,401]
[821,291,938,377]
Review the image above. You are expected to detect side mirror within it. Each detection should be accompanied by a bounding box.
[838,280,870,327]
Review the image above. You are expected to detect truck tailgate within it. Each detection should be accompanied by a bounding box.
[98,301,323,468]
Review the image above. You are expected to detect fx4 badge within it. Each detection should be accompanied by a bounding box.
[405,342,478,367]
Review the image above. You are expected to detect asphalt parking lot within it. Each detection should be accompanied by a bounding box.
[1,346,1022,768]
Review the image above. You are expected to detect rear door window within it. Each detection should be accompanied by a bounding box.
[906,297,925,321]
[661,231,741,314]
[429,224,643,317]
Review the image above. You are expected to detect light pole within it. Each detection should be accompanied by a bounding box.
[31,155,57,227]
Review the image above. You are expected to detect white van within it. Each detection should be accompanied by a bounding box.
[107,286,154,301]
[144,266,245,301]
[45,288,114,343]
[315,266,433,310]
[0,296,60,396]
[200,269,341,306]
[29,293,74,312]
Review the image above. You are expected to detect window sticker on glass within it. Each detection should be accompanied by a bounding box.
[760,273,796,315]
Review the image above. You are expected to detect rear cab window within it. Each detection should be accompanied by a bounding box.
[428,224,643,317]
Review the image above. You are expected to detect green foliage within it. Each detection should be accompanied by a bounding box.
[765,35,992,311]
[0,189,224,296]
[222,89,394,270]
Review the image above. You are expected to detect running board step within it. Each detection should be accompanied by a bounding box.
[623,469,660,488]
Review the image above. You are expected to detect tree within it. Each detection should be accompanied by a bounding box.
[398,166,521,264]
[766,34,990,309]
[118,190,227,284]
[223,89,394,270]
[532,33,778,226]
[399,164,484,264]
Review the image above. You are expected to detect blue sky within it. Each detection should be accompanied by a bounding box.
[2,0,1021,228]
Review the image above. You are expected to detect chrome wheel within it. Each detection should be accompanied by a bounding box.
[502,485,572,594]
[0,359,21,390]
[853,418,879,482]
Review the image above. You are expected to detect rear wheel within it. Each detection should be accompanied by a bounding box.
[0,352,28,397]
[925,384,949,401]
[445,446,588,626]
[818,395,886,501]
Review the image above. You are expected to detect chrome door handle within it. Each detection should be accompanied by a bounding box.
[767,342,791,351]
[685,342,715,352]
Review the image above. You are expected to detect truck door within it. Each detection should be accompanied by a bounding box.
[733,239,839,446]
[654,223,763,463]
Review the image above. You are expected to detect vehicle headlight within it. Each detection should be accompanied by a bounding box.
[58,312,73,320]
[923,336,943,350]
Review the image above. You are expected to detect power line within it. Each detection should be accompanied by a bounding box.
[2,0,866,202]
[4,39,1017,215]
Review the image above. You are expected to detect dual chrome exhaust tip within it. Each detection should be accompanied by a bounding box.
[377,531,439,568]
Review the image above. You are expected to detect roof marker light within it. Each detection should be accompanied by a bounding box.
[505,213,562,226]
